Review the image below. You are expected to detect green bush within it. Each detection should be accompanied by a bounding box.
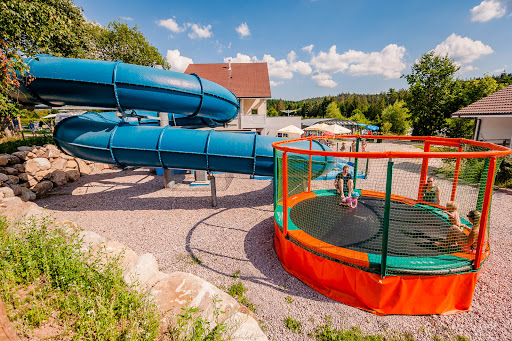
[0,135,54,154]
[0,216,160,340]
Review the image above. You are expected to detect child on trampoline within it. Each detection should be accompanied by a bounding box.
[435,209,484,254]
[340,191,360,208]
[335,165,354,205]
[443,201,463,229]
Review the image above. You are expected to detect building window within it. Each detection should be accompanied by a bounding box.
[251,109,258,115]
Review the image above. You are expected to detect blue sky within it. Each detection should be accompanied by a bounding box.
[75,0,512,100]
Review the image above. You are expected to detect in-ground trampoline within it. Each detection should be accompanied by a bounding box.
[273,135,511,315]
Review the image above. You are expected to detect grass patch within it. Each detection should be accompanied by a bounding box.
[0,216,160,340]
[284,296,294,303]
[284,316,302,334]
[166,299,226,341]
[230,270,240,279]
[0,135,54,153]
[226,280,255,313]
[188,255,203,265]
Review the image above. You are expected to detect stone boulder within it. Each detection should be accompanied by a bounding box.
[17,146,34,152]
[25,158,50,173]
[12,151,28,161]
[150,272,240,331]
[32,180,53,198]
[222,312,268,341]
[19,187,36,202]
[6,175,19,185]
[33,170,52,182]
[0,173,8,183]
[76,159,92,175]
[7,155,20,165]
[13,163,25,173]
[0,187,15,198]
[0,155,8,166]
[4,167,18,176]
[51,158,67,171]
[66,169,80,182]
[50,170,68,186]
[124,253,161,289]
[66,160,79,169]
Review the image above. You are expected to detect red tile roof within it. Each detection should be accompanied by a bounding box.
[452,84,512,117]
[185,63,271,98]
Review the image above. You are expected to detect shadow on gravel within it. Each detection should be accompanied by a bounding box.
[183,210,333,303]
[36,168,274,211]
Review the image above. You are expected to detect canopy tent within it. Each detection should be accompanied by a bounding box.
[304,123,331,131]
[366,125,380,131]
[277,125,304,135]
[42,114,58,119]
[322,124,351,135]
[277,125,304,139]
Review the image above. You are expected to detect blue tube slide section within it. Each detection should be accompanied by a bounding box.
[15,56,333,177]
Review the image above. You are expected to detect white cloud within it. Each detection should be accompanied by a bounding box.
[310,44,406,79]
[302,44,314,54]
[187,23,213,39]
[493,67,506,73]
[312,73,337,88]
[470,0,507,22]
[433,33,493,64]
[224,52,312,80]
[461,65,479,73]
[158,18,185,33]
[165,49,193,72]
[121,16,133,21]
[269,81,284,86]
[236,22,250,38]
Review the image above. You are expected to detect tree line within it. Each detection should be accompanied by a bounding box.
[269,53,511,137]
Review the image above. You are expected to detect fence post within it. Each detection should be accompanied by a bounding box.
[417,141,431,201]
[353,137,360,188]
[381,158,394,278]
[474,156,496,269]
[282,152,289,237]
[308,139,312,192]
[451,144,464,201]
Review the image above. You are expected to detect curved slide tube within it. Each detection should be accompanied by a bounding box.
[15,56,333,177]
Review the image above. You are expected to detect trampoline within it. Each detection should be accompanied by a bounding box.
[272,135,511,315]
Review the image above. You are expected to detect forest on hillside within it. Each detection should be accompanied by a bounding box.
[267,72,512,136]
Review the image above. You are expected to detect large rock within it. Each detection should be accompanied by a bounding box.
[33,170,52,181]
[18,173,38,187]
[13,164,25,173]
[6,175,19,185]
[78,231,106,254]
[0,155,8,166]
[4,167,18,176]
[0,187,15,198]
[66,169,80,182]
[7,155,21,165]
[34,148,46,158]
[17,146,34,152]
[76,159,92,175]
[222,312,268,341]
[12,151,28,161]
[0,173,8,182]
[50,170,68,186]
[19,187,36,202]
[124,253,161,289]
[32,180,53,197]
[66,160,78,169]
[51,158,67,171]
[60,153,74,160]
[25,158,51,173]
[150,272,240,331]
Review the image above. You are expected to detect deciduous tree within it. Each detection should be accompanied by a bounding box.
[381,101,410,135]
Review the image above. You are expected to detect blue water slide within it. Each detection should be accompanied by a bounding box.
[15,56,333,177]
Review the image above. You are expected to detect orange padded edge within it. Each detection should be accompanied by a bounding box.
[286,191,317,208]
[275,222,479,315]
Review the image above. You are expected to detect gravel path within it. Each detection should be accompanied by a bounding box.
[36,165,512,341]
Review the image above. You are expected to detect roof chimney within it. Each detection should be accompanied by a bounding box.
[228,58,232,71]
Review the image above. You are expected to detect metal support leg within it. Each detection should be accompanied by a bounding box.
[208,173,217,207]
[158,111,175,189]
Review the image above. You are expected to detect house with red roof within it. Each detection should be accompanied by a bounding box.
[452,84,512,147]
[185,62,300,136]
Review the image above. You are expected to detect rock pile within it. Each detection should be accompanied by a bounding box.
[0,144,113,202]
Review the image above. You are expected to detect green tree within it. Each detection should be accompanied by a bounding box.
[86,20,168,68]
[381,101,410,135]
[0,0,88,122]
[267,107,278,117]
[445,118,475,139]
[349,109,370,125]
[325,101,342,119]
[402,51,459,136]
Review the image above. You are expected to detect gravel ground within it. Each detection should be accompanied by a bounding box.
[36,155,512,341]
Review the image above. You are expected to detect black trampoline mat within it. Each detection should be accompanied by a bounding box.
[289,195,451,257]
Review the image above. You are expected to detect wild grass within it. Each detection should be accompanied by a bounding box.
[0,216,160,340]
[226,280,256,313]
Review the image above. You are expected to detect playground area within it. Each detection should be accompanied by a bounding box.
[35,140,512,340]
